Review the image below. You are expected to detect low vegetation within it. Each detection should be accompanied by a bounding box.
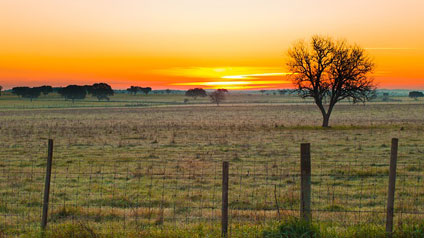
[1,93,424,237]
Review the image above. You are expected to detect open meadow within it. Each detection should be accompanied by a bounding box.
[1,93,424,237]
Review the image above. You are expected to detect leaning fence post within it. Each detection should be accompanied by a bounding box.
[222,161,229,238]
[386,138,398,236]
[41,139,54,230]
[300,143,311,222]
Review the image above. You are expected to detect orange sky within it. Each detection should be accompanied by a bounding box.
[0,0,424,90]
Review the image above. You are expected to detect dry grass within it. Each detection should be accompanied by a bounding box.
[1,94,424,236]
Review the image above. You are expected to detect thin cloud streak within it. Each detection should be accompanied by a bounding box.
[222,72,292,79]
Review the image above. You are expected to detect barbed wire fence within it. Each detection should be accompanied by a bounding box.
[1,138,424,237]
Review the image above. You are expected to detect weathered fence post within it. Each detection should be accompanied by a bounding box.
[386,138,398,236]
[41,139,54,230]
[300,143,311,222]
[222,161,229,238]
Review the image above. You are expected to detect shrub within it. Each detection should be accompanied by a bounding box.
[263,218,320,238]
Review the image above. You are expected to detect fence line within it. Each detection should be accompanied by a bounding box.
[2,138,424,237]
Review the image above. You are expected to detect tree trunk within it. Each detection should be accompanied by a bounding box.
[321,103,335,127]
[322,113,330,127]
[315,100,330,127]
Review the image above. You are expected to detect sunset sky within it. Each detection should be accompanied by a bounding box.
[0,0,423,90]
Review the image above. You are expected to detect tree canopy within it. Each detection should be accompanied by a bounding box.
[409,91,424,100]
[209,90,226,106]
[38,86,53,95]
[185,88,207,99]
[88,83,114,101]
[287,35,375,127]
[11,86,51,101]
[126,86,152,95]
[58,85,87,103]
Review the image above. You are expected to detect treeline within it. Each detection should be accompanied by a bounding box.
[11,83,114,102]
[10,86,53,101]
[5,83,158,102]
[126,86,152,95]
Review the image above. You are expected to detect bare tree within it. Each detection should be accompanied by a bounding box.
[287,35,375,127]
[209,90,226,106]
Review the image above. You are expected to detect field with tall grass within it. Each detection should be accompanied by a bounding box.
[1,92,424,237]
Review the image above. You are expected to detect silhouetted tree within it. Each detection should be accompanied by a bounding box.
[409,91,424,100]
[126,86,152,95]
[140,87,152,95]
[260,90,266,95]
[37,85,53,95]
[12,87,41,101]
[0,86,2,96]
[287,35,375,127]
[165,89,171,94]
[25,88,42,101]
[58,85,87,103]
[89,83,114,101]
[12,87,29,97]
[127,86,138,95]
[209,90,226,106]
[185,88,207,99]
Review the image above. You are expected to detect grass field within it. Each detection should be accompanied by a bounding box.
[1,93,424,237]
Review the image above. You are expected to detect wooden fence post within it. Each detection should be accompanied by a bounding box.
[300,143,311,222]
[386,138,398,236]
[41,139,54,230]
[222,161,229,238]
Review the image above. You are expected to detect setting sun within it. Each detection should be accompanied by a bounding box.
[173,79,290,90]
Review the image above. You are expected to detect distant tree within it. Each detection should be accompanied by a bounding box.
[58,85,87,103]
[12,87,41,101]
[278,89,288,95]
[52,87,63,93]
[287,35,375,127]
[126,86,152,95]
[185,88,207,99]
[12,87,29,97]
[260,90,266,95]
[89,83,114,101]
[140,87,152,95]
[127,86,138,95]
[165,89,171,94]
[37,85,53,95]
[382,93,390,102]
[25,88,42,101]
[209,90,226,106]
[84,85,94,94]
[0,85,2,96]
[409,91,424,100]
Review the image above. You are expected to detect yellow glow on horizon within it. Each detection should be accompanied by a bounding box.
[222,73,292,79]
[172,80,290,89]
[174,80,290,86]
[155,67,290,79]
